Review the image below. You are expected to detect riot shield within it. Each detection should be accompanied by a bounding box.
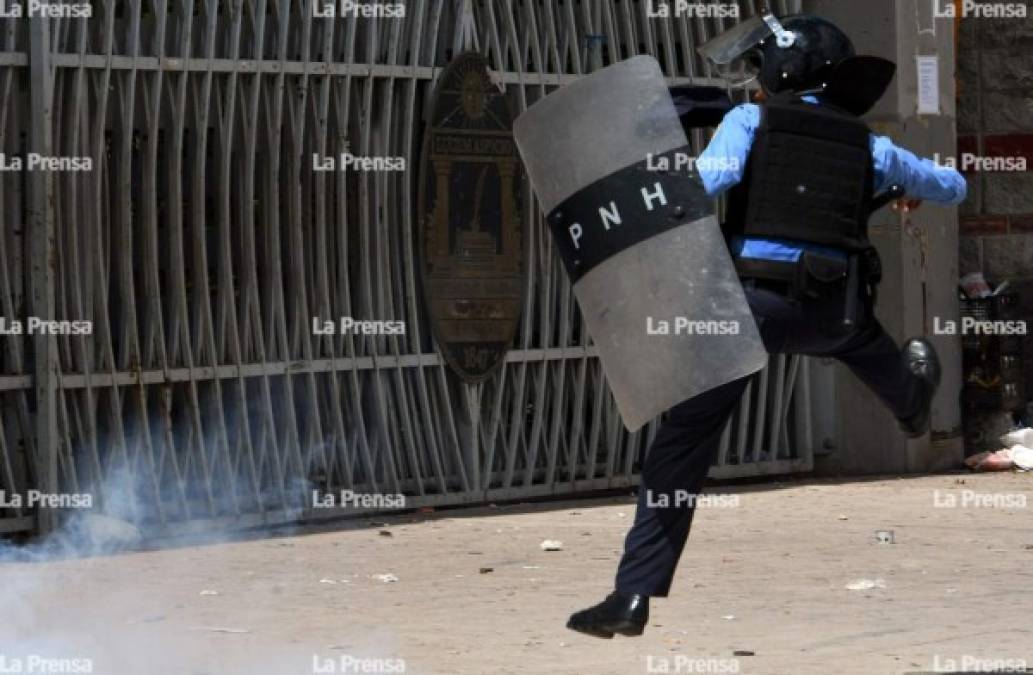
[513,55,768,432]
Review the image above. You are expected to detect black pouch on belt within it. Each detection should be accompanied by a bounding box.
[794,250,849,299]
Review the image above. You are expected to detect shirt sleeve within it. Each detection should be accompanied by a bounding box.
[870,135,968,205]
[697,103,760,197]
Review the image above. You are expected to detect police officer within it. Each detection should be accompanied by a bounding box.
[567,13,967,639]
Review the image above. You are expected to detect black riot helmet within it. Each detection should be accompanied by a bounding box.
[698,13,896,115]
[753,15,854,94]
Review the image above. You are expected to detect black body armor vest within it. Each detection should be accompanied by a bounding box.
[724,94,875,252]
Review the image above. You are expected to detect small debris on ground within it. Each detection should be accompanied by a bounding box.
[845,578,886,591]
[540,540,563,551]
[372,573,399,583]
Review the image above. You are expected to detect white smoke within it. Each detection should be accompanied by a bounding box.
[0,434,416,675]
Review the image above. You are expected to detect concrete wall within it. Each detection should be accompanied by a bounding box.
[957,12,1033,401]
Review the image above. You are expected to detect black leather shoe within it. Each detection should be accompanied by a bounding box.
[566,591,648,639]
[899,338,942,438]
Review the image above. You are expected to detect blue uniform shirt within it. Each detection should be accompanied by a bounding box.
[698,101,968,203]
[698,100,967,264]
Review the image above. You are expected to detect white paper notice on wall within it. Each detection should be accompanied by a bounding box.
[916,55,940,115]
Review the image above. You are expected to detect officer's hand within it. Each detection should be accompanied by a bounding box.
[892,198,923,213]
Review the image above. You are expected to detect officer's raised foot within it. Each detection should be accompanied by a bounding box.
[899,338,942,438]
[566,591,648,639]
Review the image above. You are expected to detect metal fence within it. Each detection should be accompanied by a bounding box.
[0,0,808,538]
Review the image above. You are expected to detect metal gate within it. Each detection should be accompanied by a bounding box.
[0,0,809,538]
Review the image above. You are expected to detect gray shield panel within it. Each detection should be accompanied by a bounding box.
[514,56,768,431]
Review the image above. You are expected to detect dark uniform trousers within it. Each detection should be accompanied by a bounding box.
[614,282,923,597]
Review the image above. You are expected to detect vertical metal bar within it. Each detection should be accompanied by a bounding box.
[735,379,753,464]
[794,357,814,461]
[751,361,770,463]
[28,16,58,534]
[767,354,788,461]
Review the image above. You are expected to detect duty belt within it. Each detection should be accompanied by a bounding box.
[734,244,882,327]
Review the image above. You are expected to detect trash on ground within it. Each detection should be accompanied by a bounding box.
[965,449,1015,472]
[1010,445,1033,471]
[372,573,399,583]
[1002,427,1033,448]
[875,530,895,544]
[199,590,219,596]
[845,578,886,591]
[539,539,563,551]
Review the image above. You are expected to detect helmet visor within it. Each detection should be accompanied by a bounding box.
[697,15,774,66]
